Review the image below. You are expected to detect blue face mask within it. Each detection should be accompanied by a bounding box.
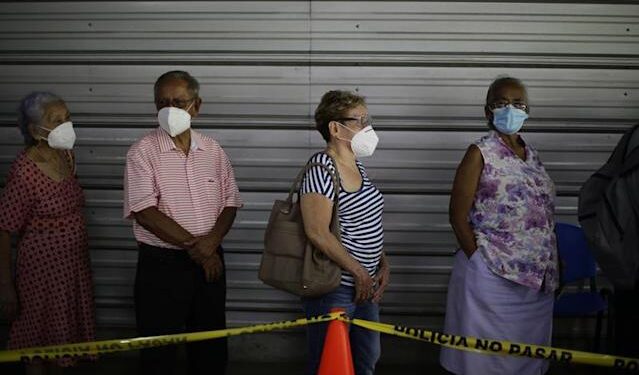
[491,105,529,134]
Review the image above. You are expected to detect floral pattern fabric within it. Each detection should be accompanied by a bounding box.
[471,130,558,292]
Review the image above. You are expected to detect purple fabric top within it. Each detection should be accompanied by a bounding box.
[471,130,558,292]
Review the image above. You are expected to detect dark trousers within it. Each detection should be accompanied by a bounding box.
[614,283,639,357]
[134,243,227,375]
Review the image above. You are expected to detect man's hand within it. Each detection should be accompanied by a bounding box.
[184,235,221,264]
[201,253,224,282]
[183,235,224,281]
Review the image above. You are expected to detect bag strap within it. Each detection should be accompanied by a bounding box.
[283,153,341,211]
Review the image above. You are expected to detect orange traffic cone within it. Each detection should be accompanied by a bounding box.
[318,308,355,375]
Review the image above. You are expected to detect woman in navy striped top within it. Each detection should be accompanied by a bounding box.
[300,90,389,375]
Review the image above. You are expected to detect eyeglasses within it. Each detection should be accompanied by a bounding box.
[335,115,373,129]
[156,98,196,110]
[488,101,528,112]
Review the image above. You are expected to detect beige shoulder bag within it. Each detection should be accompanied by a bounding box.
[259,154,342,297]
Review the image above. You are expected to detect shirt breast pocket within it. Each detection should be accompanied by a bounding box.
[202,174,224,206]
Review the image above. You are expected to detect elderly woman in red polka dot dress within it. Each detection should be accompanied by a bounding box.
[0,92,95,374]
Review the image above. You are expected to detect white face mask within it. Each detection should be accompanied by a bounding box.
[157,103,193,137]
[40,121,76,150]
[338,124,379,158]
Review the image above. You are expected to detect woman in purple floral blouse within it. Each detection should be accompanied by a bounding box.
[440,76,558,375]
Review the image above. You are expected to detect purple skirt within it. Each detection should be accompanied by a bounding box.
[440,250,554,375]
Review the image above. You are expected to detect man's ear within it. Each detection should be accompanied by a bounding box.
[191,97,203,118]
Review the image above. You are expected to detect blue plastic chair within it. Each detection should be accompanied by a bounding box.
[554,222,611,352]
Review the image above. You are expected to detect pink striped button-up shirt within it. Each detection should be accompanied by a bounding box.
[124,128,242,249]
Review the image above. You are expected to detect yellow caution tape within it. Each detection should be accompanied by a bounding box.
[1,312,637,372]
[348,318,639,372]
[0,312,341,363]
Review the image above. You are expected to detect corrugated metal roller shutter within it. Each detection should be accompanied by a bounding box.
[0,1,637,349]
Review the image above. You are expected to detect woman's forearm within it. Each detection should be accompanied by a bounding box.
[307,229,367,277]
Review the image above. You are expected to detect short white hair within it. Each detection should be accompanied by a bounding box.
[17,91,64,145]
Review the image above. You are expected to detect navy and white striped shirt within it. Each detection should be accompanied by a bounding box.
[300,152,385,287]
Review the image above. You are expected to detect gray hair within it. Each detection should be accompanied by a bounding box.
[154,70,200,101]
[17,91,64,146]
[485,75,528,106]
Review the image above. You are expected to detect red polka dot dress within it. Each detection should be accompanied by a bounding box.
[0,151,95,366]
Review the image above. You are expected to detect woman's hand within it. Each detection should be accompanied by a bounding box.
[372,260,390,303]
[0,282,18,321]
[353,267,375,304]
[463,248,477,260]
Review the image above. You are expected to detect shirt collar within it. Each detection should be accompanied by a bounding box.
[157,128,208,153]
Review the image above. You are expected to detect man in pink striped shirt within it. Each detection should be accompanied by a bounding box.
[123,71,242,375]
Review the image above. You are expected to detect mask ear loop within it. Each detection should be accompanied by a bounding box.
[183,100,196,114]
[32,126,51,146]
[333,122,358,143]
